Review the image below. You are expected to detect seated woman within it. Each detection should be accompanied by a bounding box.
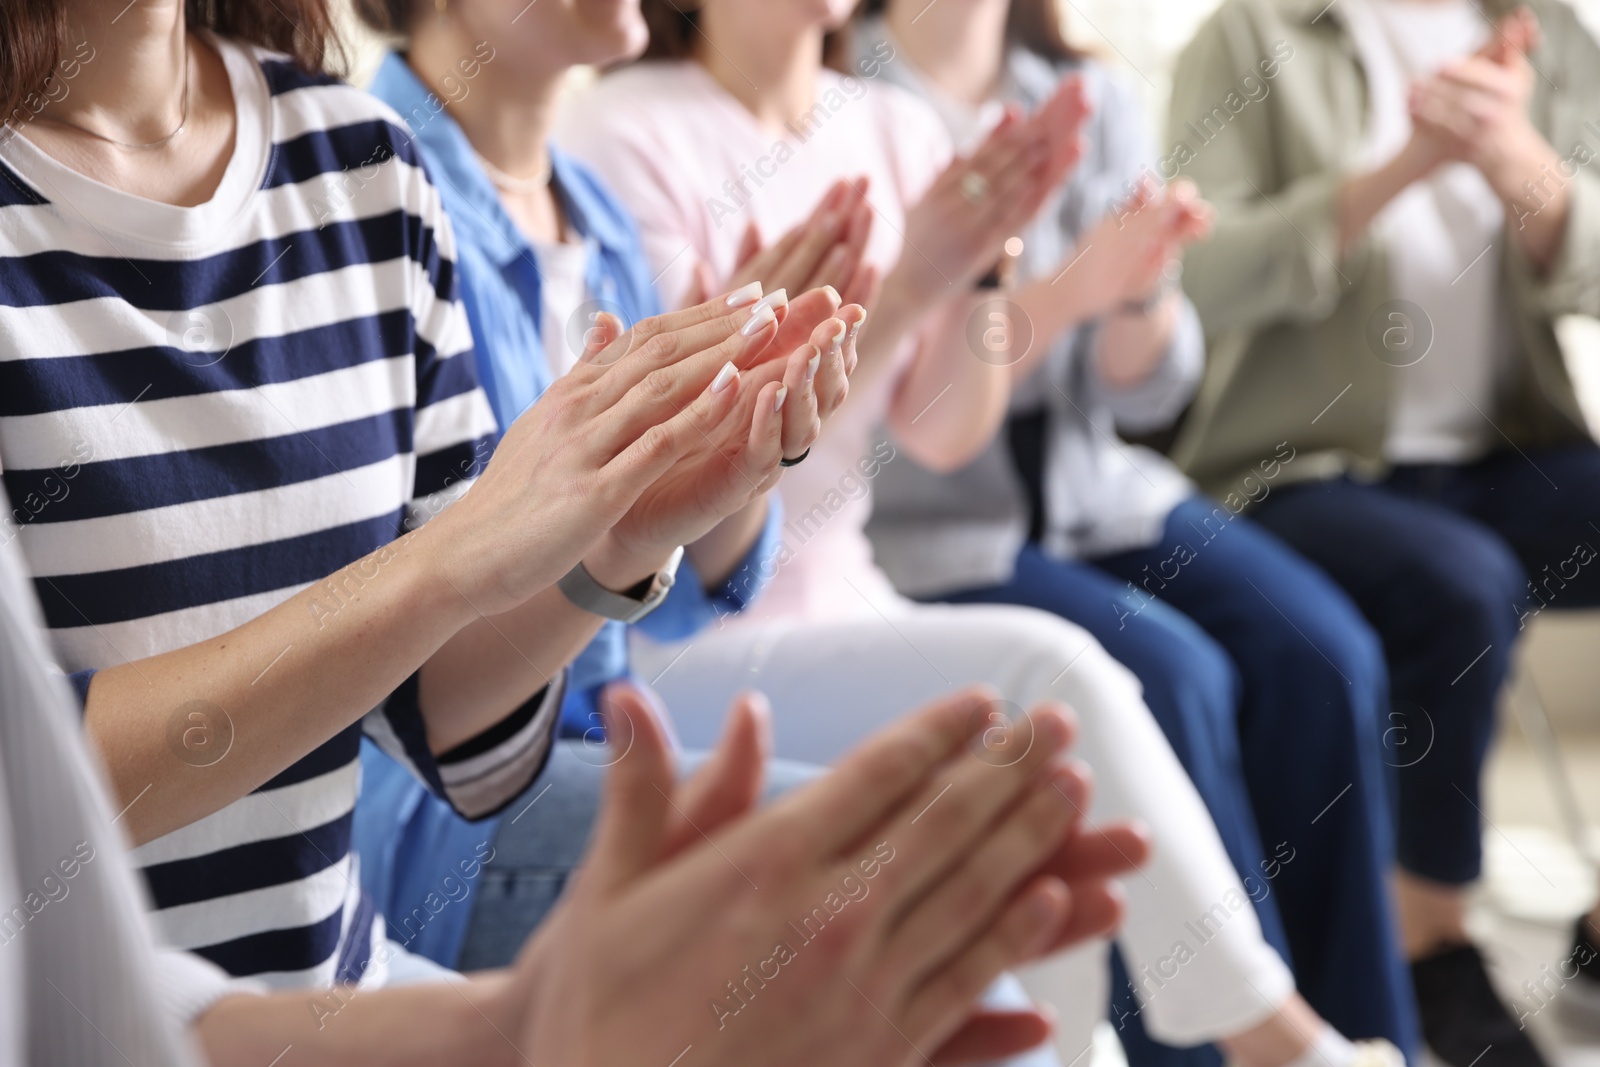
[0,501,1151,1065]
[0,0,837,1010]
[851,1,1415,1062]
[346,0,859,977]
[1165,0,1600,1060]
[557,3,1395,1065]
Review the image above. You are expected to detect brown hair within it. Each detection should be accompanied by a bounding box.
[638,1,848,65]
[1,0,344,127]
[855,0,1084,64]
[351,0,418,37]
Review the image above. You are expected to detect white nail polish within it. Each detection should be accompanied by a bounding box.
[822,285,840,305]
[806,347,821,380]
[711,361,739,393]
[773,385,789,413]
[741,304,777,336]
[725,282,764,308]
[828,320,847,356]
[849,315,865,340]
[754,288,788,313]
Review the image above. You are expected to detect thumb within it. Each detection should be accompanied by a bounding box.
[1483,8,1537,63]
[737,220,764,269]
[662,690,773,859]
[685,260,717,309]
[585,682,679,891]
[578,310,625,365]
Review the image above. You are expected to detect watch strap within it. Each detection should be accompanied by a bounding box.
[558,545,684,624]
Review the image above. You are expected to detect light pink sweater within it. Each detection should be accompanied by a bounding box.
[559,60,952,622]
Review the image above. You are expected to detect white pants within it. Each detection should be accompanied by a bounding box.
[633,602,1295,1053]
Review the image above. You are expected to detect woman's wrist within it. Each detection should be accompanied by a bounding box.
[405,515,521,626]
[581,531,677,595]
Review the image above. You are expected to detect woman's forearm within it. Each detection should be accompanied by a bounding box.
[1094,294,1181,390]
[194,972,521,1067]
[1482,127,1570,273]
[1010,271,1098,381]
[888,293,1012,472]
[84,525,475,845]
[1338,137,1440,257]
[684,497,770,590]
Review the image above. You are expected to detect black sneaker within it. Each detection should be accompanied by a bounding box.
[1411,943,1550,1067]
[1561,915,1600,1025]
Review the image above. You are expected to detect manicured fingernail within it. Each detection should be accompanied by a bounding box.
[849,314,865,341]
[711,361,738,393]
[725,282,763,308]
[773,385,788,412]
[827,320,847,356]
[806,345,821,381]
[822,285,840,305]
[742,304,777,336]
[754,288,788,313]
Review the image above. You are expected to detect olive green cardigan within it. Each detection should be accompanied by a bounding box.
[1166,0,1600,499]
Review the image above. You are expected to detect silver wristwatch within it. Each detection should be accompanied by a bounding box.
[558,545,685,624]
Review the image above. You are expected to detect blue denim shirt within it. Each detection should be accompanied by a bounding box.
[354,53,781,968]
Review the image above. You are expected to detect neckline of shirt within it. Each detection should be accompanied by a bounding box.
[0,33,271,254]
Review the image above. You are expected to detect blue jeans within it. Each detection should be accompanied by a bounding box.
[455,744,824,968]
[1250,447,1600,885]
[942,496,1417,1065]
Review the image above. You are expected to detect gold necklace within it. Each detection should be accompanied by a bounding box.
[39,44,191,151]
[474,150,552,194]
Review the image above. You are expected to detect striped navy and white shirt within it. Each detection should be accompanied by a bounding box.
[0,36,560,989]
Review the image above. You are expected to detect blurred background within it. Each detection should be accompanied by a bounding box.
[336,1,1600,1058]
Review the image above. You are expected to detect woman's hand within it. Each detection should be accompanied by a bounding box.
[1408,7,1567,267]
[594,289,865,570]
[692,178,881,310]
[1408,7,1543,187]
[505,684,1149,1067]
[892,77,1091,306]
[422,291,789,616]
[1058,178,1213,321]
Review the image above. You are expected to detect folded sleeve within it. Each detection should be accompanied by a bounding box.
[635,497,785,643]
[362,669,565,821]
[1512,168,1600,321]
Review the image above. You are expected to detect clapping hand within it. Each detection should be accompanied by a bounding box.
[1064,177,1213,320]
[506,684,1150,1067]
[895,75,1092,304]
[596,286,864,568]
[1408,7,1544,192]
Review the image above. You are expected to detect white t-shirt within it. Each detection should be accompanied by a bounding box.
[1354,0,1517,463]
[533,234,595,378]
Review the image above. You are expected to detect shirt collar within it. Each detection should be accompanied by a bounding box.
[368,52,633,267]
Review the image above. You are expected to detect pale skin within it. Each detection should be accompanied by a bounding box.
[405,0,855,590]
[693,0,1091,473]
[883,0,1212,395]
[879,3,1350,1067]
[1331,2,1579,958]
[195,685,1153,1067]
[11,0,1153,1060]
[24,0,862,846]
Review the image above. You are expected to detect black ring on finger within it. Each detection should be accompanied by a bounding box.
[779,448,811,468]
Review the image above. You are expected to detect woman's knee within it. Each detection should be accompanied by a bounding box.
[1409,525,1527,647]
[1116,613,1240,749]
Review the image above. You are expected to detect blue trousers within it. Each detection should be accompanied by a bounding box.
[1250,448,1600,885]
[942,495,1418,1066]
